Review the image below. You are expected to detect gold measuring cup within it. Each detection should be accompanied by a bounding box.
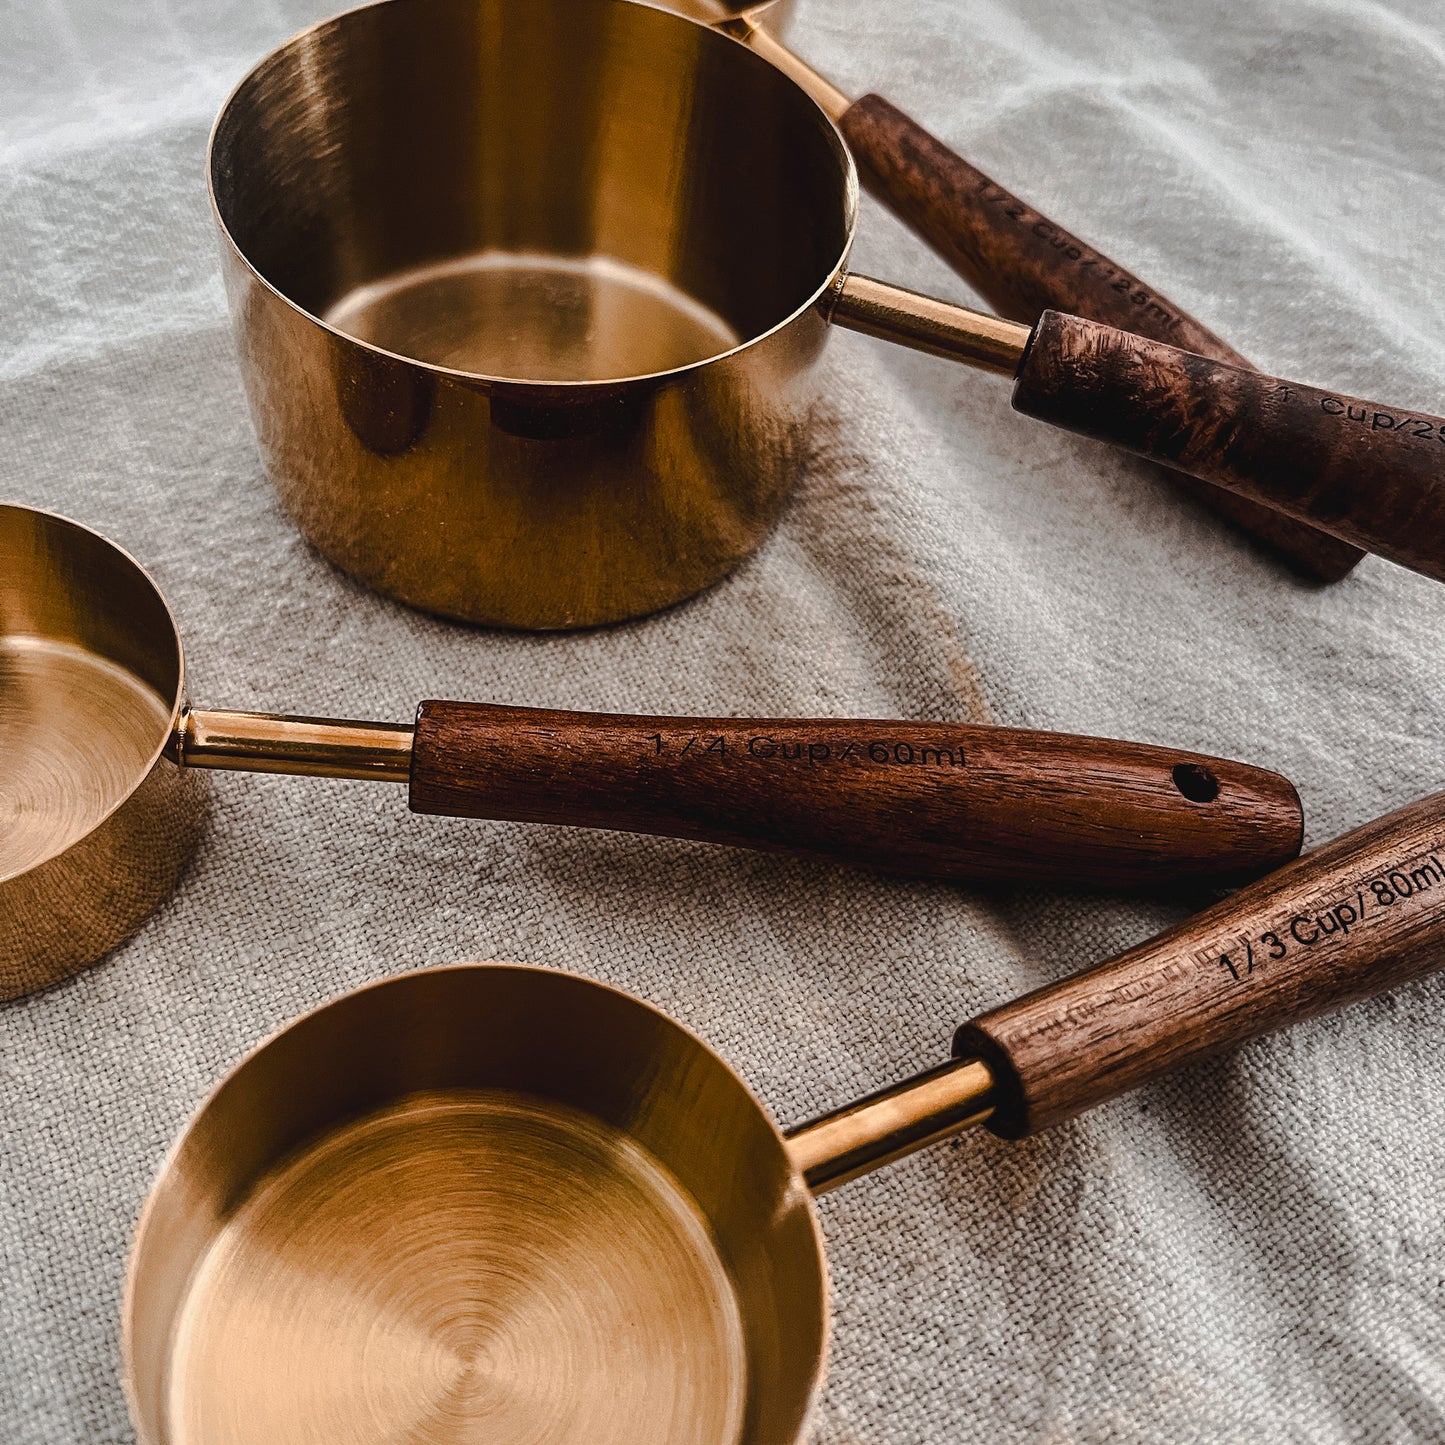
[124,791,1445,1444]
[0,502,1302,998]
[210,0,1442,630]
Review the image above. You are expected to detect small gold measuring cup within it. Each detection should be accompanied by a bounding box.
[0,502,1302,997]
[123,791,1445,1444]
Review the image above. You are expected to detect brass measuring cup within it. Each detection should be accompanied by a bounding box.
[0,502,1302,998]
[123,791,1445,1444]
[209,0,1443,630]
[656,0,1359,581]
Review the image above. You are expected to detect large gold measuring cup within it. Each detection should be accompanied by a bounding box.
[123,791,1445,1443]
[0,503,1302,998]
[209,0,1445,630]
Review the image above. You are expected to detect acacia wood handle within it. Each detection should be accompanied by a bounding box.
[839,95,1363,583]
[1012,312,1445,583]
[407,702,1302,888]
[957,793,1445,1136]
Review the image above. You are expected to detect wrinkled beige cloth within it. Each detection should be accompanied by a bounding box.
[3,0,1445,1440]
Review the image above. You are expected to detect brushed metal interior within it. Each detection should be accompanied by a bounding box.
[125,965,828,1445]
[168,1093,748,1445]
[0,639,171,880]
[324,252,743,382]
[0,505,203,998]
[209,0,855,627]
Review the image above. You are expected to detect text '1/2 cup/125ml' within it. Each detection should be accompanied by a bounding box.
[662,0,1360,579]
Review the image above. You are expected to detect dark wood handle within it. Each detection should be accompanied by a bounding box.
[839,95,1363,583]
[840,95,1245,359]
[1012,312,1445,583]
[407,702,1303,889]
[957,793,1445,1136]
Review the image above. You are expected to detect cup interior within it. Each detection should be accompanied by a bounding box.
[209,0,855,383]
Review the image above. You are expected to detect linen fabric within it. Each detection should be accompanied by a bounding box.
[2,0,1444,1439]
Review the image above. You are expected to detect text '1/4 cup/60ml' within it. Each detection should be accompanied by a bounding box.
[0,502,1304,998]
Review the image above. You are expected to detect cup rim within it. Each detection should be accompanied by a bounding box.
[206,0,861,391]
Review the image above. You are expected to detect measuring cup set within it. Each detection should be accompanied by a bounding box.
[5,1,1445,1441]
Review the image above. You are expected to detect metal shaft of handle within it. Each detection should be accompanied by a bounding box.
[828,273,1033,376]
[171,709,414,782]
[784,1057,998,1193]
[730,21,851,121]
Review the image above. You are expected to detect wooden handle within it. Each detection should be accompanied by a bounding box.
[957,793,1445,1136]
[407,702,1302,888]
[1011,312,1445,583]
[840,95,1245,359]
[839,95,1363,583]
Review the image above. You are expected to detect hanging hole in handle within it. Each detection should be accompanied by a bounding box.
[1172,763,1220,804]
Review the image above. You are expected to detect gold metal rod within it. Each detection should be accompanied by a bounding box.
[783,1057,997,1194]
[730,21,851,122]
[170,708,414,782]
[828,273,1033,376]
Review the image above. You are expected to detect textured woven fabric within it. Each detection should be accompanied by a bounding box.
[3,0,1444,1439]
